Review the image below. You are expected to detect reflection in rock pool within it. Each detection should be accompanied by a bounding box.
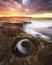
[0,22,52,65]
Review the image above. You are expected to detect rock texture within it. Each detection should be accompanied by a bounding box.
[0,22,52,65]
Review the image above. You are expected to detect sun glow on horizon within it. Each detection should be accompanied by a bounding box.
[0,13,52,18]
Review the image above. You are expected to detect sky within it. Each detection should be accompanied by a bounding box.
[0,0,52,16]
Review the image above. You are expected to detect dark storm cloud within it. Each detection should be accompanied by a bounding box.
[0,0,52,13]
[21,0,52,12]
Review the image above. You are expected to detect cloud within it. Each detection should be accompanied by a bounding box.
[0,0,52,14]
